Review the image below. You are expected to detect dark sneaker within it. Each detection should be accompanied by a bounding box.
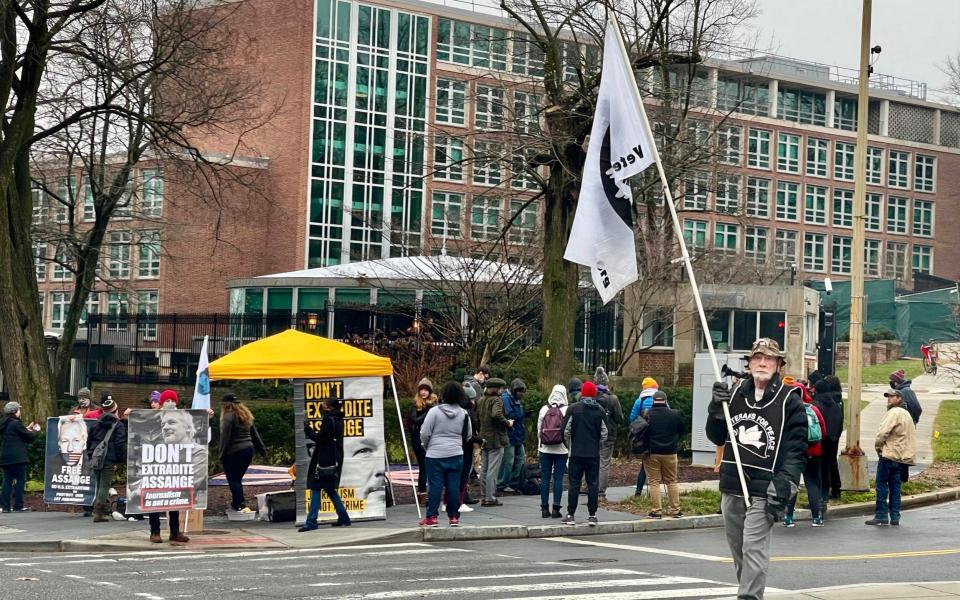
[297,525,318,533]
[646,511,662,519]
[542,507,550,518]
[812,517,824,527]
[11,508,31,513]
[331,520,351,527]
[587,515,598,527]
[480,499,502,507]
[865,518,889,526]
[551,507,562,518]
[561,514,575,525]
[671,512,684,519]
[890,521,900,527]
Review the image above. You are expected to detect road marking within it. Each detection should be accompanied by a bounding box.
[770,548,960,561]
[134,594,165,600]
[247,548,468,563]
[344,576,731,598]
[305,568,646,587]
[498,587,740,600]
[548,536,731,562]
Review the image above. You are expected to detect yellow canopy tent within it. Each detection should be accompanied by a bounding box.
[208,329,392,380]
[207,329,420,519]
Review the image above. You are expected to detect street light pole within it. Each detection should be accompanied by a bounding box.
[840,0,872,491]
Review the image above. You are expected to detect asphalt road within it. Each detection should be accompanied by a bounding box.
[0,500,958,599]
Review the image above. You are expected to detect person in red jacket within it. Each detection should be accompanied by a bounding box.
[784,381,827,528]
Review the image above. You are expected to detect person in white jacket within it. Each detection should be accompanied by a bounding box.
[538,384,569,519]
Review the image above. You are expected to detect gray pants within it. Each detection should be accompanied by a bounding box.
[721,493,774,600]
[598,437,615,494]
[480,447,504,501]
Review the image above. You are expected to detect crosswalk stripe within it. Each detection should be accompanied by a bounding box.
[497,586,740,600]
[549,536,731,562]
[344,576,735,598]
[306,568,646,587]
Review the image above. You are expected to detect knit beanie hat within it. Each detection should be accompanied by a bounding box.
[567,378,582,394]
[593,367,610,387]
[642,377,658,389]
[889,369,906,387]
[159,389,179,406]
[148,390,161,403]
[581,381,597,398]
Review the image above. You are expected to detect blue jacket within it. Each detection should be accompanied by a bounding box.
[630,388,668,422]
[501,390,525,446]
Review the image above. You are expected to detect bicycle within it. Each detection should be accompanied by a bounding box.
[921,341,938,375]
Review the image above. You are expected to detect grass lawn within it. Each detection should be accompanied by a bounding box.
[933,400,960,463]
[835,358,925,385]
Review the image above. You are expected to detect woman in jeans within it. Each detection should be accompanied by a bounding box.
[0,402,40,513]
[409,378,436,503]
[300,398,351,530]
[418,382,470,527]
[537,385,568,519]
[219,395,267,513]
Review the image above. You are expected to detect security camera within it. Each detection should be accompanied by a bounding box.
[824,278,833,295]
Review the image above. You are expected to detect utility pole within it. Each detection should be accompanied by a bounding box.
[840,0,871,491]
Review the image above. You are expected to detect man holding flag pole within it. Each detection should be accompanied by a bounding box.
[564,19,808,599]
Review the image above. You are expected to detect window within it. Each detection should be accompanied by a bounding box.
[52,243,72,281]
[887,196,908,234]
[640,307,674,348]
[682,219,708,250]
[513,91,539,134]
[834,142,855,181]
[805,312,818,354]
[833,189,853,228]
[435,79,466,125]
[436,19,507,70]
[137,230,160,279]
[141,169,163,218]
[775,181,799,222]
[831,235,852,274]
[80,292,99,324]
[803,233,826,272]
[804,185,827,224]
[777,87,827,125]
[746,177,770,218]
[51,292,70,330]
[474,85,504,130]
[106,292,128,332]
[913,200,933,237]
[137,290,159,340]
[108,231,131,279]
[806,138,829,177]
[912,245,933,274]
[683,172,709,210]
[471,140,503,186]
[700,309,786,352]
[33,242,46,281]
[776,133,800,173]
[32,183,45,225]
[747,128,771,169]
[744,226,768,263]
[52,176,76,224]
[914,154,935,192]
[865,239,881,277]
[508,199,538,244]
[865,193,882,232]
[718,125,741,165]
[716,78,769,116]
[470,195,501,241]
[715,174,740,214]
[774,230,797,269]
[511,147,540,190]
[714,222,739,253]
[885,241,908,280]
[431,191,462,238]
[511,32,544,77]
[113,177,133,219]
[888,150,910,188]
[433,135,464,181]
[865,147,883,185]
[82,184,95,222]
[834,97,857,130]
[686,120,710,147]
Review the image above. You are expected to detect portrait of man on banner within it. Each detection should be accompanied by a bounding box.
[43,416,96,505]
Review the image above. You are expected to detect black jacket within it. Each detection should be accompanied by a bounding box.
[86,412,127,466]
[219,412,267,460]
[561,399,608,459]
[706,373,808,498]
[895,381,922,425]
[595,389,624,437]
[645,405,685,454]
[0,416,36,466]
[813,389,843,442]
[305,411,344,490]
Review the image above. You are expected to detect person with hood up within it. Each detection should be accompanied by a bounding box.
[567,378,582,404]
[812,379,842,511]
[71,388,96,417]
[783,383,827,528]
[592,367,623,498]
[824,374,844,499]
[418,382,471,527]
[0,402,40,513]
[890,369,922,425]
[457,384,481,511]
[630,377,662,496]
[409,378,437,503]
[498,378,527,492]
[476,378,512,506]
[561,381,608,526]
[86,398,128,522]
[538,384,569,518]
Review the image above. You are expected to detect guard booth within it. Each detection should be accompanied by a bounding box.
[690,352,748,467]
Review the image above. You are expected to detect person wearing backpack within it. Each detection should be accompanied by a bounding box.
[538,384,569,518]
[561,381,607,526]
[592,367,623,498]
[630,377,662,496]
[812,379,842,511]
[784,383,827,528]
[643,391,685,519]
[86,398,128,523]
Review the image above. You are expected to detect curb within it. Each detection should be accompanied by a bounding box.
[4,487,958,551]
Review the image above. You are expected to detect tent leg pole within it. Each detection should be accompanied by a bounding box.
[390,376,421,519]
[383,453,396,507]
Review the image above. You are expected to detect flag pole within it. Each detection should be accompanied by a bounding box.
[607,18,751,505]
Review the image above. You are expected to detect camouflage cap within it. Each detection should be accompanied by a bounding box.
[745,337,785,362]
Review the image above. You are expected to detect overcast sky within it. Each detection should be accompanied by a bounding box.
[751,1,959,101]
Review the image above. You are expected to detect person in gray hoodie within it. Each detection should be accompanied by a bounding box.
[419,382,472,527]
[538,384,569,518]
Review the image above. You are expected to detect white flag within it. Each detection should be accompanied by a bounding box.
[564,21,656,304]
[192,335,211,411]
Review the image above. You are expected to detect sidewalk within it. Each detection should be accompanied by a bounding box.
[764,581,960,599]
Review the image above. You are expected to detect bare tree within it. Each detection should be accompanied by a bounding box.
[1,0,272,418]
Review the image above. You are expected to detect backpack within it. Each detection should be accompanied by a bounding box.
[520,463,540,495]
[628,414,650,453]
[540,405,564,445]
[88,421,119,471]
[804,405,822,443]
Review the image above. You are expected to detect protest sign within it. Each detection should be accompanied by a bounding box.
[43,416,96,505]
